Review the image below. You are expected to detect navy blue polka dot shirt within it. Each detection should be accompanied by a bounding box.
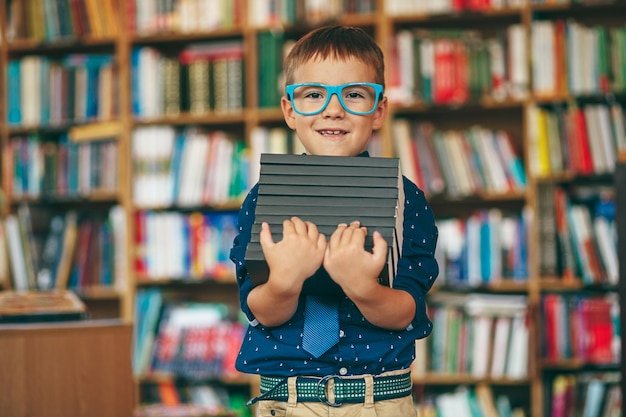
[229,159,439,377]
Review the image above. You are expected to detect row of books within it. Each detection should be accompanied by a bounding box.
[546,372,621,417]
[131,42,244,119]
[415,385,527,417]
[394,121,527,198]
[248,0,376,27]
[3,205,127,293]
[416,293,529,380]
[388,25,528,105]
[538,184,618,285]
[132,126,249,208]
[435,209,530,286]
[527,102,626,178]
[8,134,118,200]
[542,293,620,365]
[138,381,248,417]
[5,0,119,42]
[134,210,238,281]
[385,0,614,16]
[6,55,117,127]
[531,21,626,97]
[385,0,527,15]
[129,0,243,35]
[132,289,244,378]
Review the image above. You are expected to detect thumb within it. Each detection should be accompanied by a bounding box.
[259,222,275,250]
[371,230,389,265]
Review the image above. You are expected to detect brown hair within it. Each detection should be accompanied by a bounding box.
[283,25,385,89]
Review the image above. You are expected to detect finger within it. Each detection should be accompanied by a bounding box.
[317,233,327,251]
[304,221,319,239]
[371,230,389,264]
[291,216,308,234]
[259,222,275,249]
[282,218,295,235]
[328,223,348,249]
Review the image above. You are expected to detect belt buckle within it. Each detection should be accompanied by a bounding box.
[317,375,343,407]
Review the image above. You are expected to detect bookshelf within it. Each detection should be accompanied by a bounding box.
[0,319,134,417]
[0,0,624,416]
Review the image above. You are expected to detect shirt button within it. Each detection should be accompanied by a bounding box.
[339,330,345,338]
[339,367,348,375]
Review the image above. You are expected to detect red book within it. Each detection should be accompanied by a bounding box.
[134,211,147,276]
[581,297,614,364]
[452,39,469,104]
[542,294,560,361]
[573,107,594,175]
[433,38,456,104]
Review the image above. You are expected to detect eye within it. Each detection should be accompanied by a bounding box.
[343,87,369,101]
[305,91,325,100]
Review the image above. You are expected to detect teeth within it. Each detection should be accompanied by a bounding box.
[321,130,343,135]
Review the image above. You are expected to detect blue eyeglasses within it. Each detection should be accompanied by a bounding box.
[285,82,384,116]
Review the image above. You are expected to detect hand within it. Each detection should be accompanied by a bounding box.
[259,217,326,294]
[323,221,388,296]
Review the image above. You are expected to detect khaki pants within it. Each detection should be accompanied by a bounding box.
[256,370,417,417]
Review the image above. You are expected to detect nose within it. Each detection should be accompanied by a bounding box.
[322,93,345,117]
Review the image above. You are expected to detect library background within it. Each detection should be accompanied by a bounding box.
[0,0,625,416]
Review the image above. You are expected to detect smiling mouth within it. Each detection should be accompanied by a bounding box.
[319,130,346,136]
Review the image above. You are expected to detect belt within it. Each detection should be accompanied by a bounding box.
[252,372,412,407]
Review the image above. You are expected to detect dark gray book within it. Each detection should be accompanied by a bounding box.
[258,184,399,199]
[255,214,399,228]
[256,195,399,208]
[255,204,398,217]
[259,164,399,177]
[260,153,400,168]
[259,173,400,188]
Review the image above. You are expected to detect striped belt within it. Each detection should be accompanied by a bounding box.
[253,372,412,407]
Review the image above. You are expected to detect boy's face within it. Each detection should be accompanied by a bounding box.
[281,57,387,157]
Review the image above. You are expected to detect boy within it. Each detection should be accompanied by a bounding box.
[230,25,438,416]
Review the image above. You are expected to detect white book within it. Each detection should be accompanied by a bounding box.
[396,30,415,104]
[584,106,610,174]
[595,104,617,172]
[593,217,618,285]
[249,127,269,184]
[610,103,626,152]
[268,127,288,155]
[5,215,28,291]
[470,314,493,378]
[488,38,507,101]
[20,56,42,127]
[393,119,418,185]
[491,316,512,379]
[507,24,529,100]
[506,312,529,379]
[109,205,128,292]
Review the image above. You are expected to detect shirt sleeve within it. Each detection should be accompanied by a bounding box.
[392,177,439,335]
[229,184,259,323]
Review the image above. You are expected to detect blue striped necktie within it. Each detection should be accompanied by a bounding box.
[302,295,340,358]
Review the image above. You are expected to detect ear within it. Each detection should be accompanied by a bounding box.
[281,96,297,130]
[371,96,388,131]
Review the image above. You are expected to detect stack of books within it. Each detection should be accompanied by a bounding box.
[245,153,404,296]
[0,289,87,323]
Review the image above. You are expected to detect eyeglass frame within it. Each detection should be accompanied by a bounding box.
[285,82,384,116]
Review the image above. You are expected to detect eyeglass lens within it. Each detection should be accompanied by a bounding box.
[291,84,378,114]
